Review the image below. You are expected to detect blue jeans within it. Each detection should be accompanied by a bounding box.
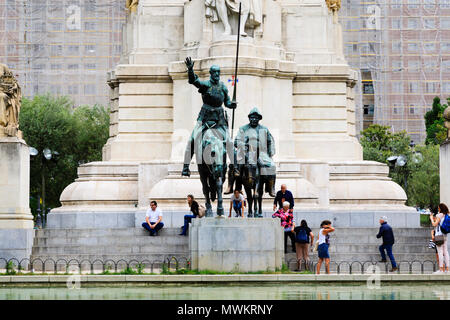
[379,244,397,268]
[233,201,242,216]
[142,221,164,235]
[180,214,196,235]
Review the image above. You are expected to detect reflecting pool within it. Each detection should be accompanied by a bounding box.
[1,283,450,300]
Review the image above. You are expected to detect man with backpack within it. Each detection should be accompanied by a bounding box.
[376,216,398,272]
[294,220,314,271]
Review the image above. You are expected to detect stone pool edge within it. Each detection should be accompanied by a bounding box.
[0,274,450,284]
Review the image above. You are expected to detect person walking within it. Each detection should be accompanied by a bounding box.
[273,184,294,211]
[430,203,450,274]
[316,220,334,274]
[272,201,296,253]
[142,201,164,236]
[376,216,398,272]
[179,194,199,236]
[294,219,314,271]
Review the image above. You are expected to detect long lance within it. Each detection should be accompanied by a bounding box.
[231,2,242,139]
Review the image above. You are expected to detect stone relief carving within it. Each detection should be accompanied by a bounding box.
[205,0,262,36]
[326,0,341,22]
[0,63,21,137]
[126,0,139,13]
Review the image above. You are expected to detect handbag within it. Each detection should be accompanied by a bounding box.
[313,240,319,252]
[435,225,445,246]
[198,204,206,218]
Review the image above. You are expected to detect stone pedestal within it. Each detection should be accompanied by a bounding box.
[0,137,34,261]
[189,218,283,272]
[441,141,450,206]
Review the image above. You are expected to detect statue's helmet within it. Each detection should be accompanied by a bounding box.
[248,107,263,120]
[209,65,220,73]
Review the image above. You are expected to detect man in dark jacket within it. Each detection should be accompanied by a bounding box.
[376,216,398,272]
[273,184,294,211]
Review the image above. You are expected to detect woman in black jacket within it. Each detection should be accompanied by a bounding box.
[179,194,199,236]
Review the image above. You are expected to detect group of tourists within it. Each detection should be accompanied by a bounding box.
[141,187,450,275]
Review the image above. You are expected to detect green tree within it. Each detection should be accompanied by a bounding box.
[425,97,447,145]
[19,94,110,220]
[406,144,440,211]
[360,124,412,192]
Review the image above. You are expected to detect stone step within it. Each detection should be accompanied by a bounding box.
[32,243,189,255]
[35,227,182,238]
[33,235,189,247]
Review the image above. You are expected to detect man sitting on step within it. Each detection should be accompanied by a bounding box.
[142,201,164,236]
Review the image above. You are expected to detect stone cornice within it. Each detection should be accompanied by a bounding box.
[168,57,297,80]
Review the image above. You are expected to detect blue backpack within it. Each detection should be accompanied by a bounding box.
[296,228,309,243]
[441,214,450,234]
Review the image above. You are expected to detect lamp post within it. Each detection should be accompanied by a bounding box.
[30,146,59,228]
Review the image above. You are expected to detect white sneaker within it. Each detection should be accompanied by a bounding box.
[433,270,444,274]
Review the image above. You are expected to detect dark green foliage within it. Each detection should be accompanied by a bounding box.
[19,94,110,216]
[360,124,440,210]
[425,97,447,145]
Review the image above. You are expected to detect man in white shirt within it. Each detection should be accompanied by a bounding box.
[142,201,164,236]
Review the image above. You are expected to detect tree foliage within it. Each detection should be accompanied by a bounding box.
[19,94,110,215]
[360,124,440,210]
[425,97,447,145]
[406,144,440,212]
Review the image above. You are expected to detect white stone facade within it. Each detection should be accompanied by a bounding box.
[52,0,417,228]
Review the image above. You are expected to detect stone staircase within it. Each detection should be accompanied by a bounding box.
[285,227,437,270]
[30,226,438,272]
[31,227,189,264]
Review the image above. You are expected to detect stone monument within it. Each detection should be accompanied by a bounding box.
[49,0,416,233]
[441,107,450,206]
[0,63,34,261]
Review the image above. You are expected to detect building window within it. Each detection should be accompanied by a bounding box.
[51,22,63,31]
[392,42,401,53]
[393,82,403,93]
[442,42,450,53]
[424,42,436,53]
[408,60,419,72]
[392,60,402,70]
[425,82,438,93]
[85,45,96,54]
[407,43,419,52]
[51,45,63,56]
[424,18,435,29]
[68,64,79,70]
[408,0,420,8]
[85,63,96,69]
[84,84,96,95]
[424,59,438,69]
[441,17,450,29]
[68,85,78,95]
[50,64,62,70]
[391,0,402,9]
[67,45,79,55]
[443,82,450,93]
[424,0,436,8]
[392,19,401,29]
[6,20,16,31]
[363,83,374,94]
[409,82,419,93]
[441,0,450,8]
[363,105,375,115]
[407,18,419,29]
[409,105,416,114]
[84,22,96,31]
